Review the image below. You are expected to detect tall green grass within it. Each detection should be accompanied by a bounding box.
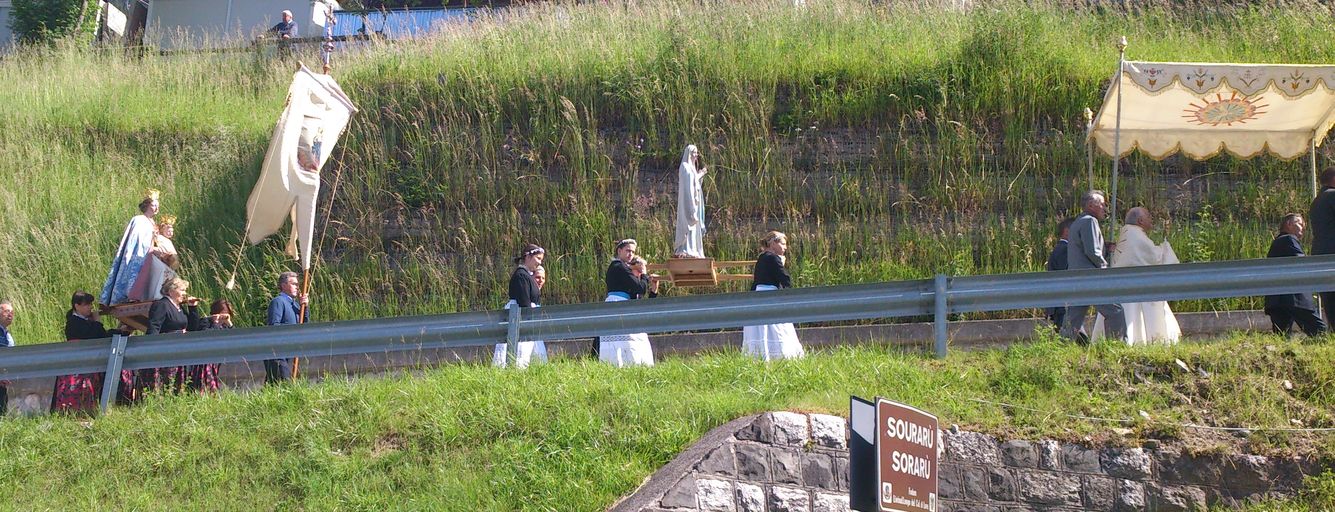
[2,1,1334,342]
[0,336,1330,509]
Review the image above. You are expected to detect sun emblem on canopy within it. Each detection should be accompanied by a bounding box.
[1182,92,1268,126]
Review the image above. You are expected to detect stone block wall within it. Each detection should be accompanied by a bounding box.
[614,412,1330,512]
[627,411,852,512]
[939,430,1321,511]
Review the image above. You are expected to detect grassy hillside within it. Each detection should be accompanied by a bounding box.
[0,335,1331,509]
[2,1,1335,343]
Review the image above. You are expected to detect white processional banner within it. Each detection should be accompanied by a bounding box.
[243,65,357,270]
[1092,62,1335,160]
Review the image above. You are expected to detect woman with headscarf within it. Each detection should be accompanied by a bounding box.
[494,245,549,368]
[101,189,161,306]
[742,231,805,360]
[674,144,707,258]
[599,239,655,366]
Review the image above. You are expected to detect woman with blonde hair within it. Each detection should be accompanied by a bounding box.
[742,231,804,360]
[137,277,201,395]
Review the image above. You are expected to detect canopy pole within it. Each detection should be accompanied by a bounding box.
[1084,107,1095,189]
[1109,36,1127,236]
[1312,135,1320,198]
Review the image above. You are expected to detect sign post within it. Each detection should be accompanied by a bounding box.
[850,396,940,512]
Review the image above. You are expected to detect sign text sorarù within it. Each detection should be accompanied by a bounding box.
[876,399,938,512]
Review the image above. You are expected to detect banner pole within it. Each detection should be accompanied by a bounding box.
[293,268,311,379]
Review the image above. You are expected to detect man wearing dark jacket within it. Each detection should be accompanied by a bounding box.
[1307,166,1335,325]
[1045,217,1075,329]
[1266,214,1327,337]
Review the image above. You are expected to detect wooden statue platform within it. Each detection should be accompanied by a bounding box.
[646,258,753,287]
[99,301,155,333]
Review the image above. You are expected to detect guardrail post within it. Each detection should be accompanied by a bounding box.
[933,274,949,359]
[99,334,129,415]
[505,305,521,367]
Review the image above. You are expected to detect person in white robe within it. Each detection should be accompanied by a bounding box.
[600,239,655,366]
[742,231,805,359]
[1094,207,1181,345]
[100,190,161,305]
[128,215,180,303]
[674,145,707,258]
[493,265,549,368]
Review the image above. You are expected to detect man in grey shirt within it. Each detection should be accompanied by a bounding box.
[1061,190,1127,344]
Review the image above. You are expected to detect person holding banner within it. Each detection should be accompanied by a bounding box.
[599,239,655,367]
[494,245,548,368]
[265,272,308,384]
[742,231,805,360]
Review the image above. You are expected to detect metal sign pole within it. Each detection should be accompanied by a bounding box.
[99,334,129,415]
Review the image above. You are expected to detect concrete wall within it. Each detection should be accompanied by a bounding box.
[145,0,338,50]
[612,412,1332,512]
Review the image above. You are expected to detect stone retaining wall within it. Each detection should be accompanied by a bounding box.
[613,412,1330,512]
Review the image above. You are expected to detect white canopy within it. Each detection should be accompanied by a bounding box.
[1091,61,1335,161]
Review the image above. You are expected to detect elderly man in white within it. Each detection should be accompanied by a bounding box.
[1094,207,1181,344]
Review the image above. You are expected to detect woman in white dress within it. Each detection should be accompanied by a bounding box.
[599,239,656,366]
[1094,207,1180,345]
[674,145,707,258]
[128,214,180,303]
[743,231,805,359]
[494,245,548,368]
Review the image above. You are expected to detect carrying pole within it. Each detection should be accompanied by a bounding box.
[1084,107,1095,189]
[1312,135,1320,198]
[1109,36,1127,239]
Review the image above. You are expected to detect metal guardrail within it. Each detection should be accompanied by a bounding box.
[2,255,1334,413]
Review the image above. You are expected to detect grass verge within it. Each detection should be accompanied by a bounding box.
[0,333,1330,510]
